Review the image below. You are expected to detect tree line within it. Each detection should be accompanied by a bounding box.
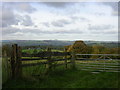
[2,42,120,59]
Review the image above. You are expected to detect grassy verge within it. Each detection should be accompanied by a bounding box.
[2,66,119,88]
[2,58,120,88]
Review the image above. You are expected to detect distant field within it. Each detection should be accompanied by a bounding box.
[22,49,63,54]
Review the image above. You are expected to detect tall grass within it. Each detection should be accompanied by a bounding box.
[3,68,119,88]
[2,58,120,88]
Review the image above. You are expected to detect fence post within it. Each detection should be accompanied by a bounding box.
[46,47,52,72]
[103,55,106,71]
[17,46,22,78]
[11,44,16,79]
[64,48,67,69]
[11,44,21,79]
[71,50,76,69]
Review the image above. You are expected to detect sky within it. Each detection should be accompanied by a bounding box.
[1,2,119,41]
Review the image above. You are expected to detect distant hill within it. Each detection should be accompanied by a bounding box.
[2,40,119,48]
[2,40,74,46]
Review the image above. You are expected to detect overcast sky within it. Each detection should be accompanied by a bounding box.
[1,2,119,41]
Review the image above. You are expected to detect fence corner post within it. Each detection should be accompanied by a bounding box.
[64,48,67,69]
[11,44,22,79]
[11,44,16,79]
[17,46,22,78]
[46,47,52,73]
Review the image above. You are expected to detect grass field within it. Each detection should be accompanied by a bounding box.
[22,49,63,54]
[2,68,119,88]
[2,57,120,88]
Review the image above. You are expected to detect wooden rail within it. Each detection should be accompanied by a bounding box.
[21,58,47,61]
[76,54,120,56]
[22,52,70,57]
[76,58,119,60]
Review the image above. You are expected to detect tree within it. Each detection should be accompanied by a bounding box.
[65,40,89,58]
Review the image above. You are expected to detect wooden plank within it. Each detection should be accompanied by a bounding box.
[76,54,120,56]
[80,69,120,72]
[79,67,119,70]
[21,58,67,61]
[21,58,47,61]
[22,52,70,57]
[77,64,120,67]
[77,62,119,65]
[52,52,70,56]
[21,62,47,67]
[53,58,66,61]
[76,58,119,60]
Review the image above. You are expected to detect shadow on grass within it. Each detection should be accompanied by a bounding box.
[2,66,119,88]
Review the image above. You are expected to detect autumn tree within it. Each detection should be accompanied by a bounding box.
[65,40,89,58]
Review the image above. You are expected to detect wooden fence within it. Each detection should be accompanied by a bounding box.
[10,44,75,79]
[10,44,120,79]
[75,54,120,73]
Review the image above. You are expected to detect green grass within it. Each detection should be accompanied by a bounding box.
[2,57,11,84]
[22,49,63,54]
[2,68,119,88]
[2,58,120,88]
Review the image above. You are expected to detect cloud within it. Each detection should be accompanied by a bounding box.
[19,15,34,26]
[41,2,73,8]
[118,2,120,16]
[2,26,20,35]
[51,19,71,27]
[2,25,83,37]
[53,29,83,34]
[2,2,118,41]
[102,2,118,16]
[102,2,118,11]
[88,24,114,30]
[42,22,50,27]
[1,4,34,27]
[1,7,19,27]
[3,2,36,13]
[90,30,117,35]
[71,16,90,22]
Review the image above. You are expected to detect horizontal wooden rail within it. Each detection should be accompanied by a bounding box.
[79,67,120,70]
[21,58,70,61]
[53,58,66,61]
[80,69,120,72]
[77,64,120,67]
[76,58,119,61]
[76,54,120,56]
[21,58,48,61]
[22,52,70,57]
[77,63,119,65]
